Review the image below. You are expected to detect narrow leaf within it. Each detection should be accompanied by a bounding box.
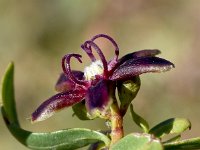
[111,133,163,150]
[1,62,19,125]
[2,107,110,150]
[164,137,200,150]
[149,118,191,138]
[163,135,181,144]
[130,104,149,133]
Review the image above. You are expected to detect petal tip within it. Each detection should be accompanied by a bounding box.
[31,108,55,123]
[30,116,37,124]
[31,111,42,123]
[160,62,175,72]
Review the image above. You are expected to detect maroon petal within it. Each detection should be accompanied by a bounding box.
[55,71,84,92]
[85,80,112,117]
[31,88,86,122]
[119,49,161,64]
[110,57,175,81]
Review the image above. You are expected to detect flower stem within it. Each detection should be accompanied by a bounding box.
[110,97,124,145]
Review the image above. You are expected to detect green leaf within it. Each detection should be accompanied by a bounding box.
[164,137,200,150]
[149,118,191,138]
[111,133,163,150]
[2,107,110,150]
[72,101,93,120]
[87,130,111,150]
[130,104,149,133]
[1,62,19,125]
[163,135,181,144]
[117,76,140,116]
[87,142,105,150]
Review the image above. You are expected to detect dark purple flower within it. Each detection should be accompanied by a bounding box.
[31,34,174,122]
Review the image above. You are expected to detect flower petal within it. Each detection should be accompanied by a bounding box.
[110,57,175,81]
[85,80,112,117]
[55,71,84,92]
[119,49,161,64]
[109,49,161,73]
[31,88,86,123]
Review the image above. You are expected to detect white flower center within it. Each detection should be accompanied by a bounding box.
[84,60,104,80]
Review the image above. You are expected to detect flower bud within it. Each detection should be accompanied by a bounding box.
[72,101,93,120]
[117,76,141,116]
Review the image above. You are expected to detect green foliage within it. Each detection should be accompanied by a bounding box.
[1,62,19,125]
[2,117,110,149]
[130,104,149,133]
[149,118,191,138]
[111,133,163,150]
[163,135,181,143]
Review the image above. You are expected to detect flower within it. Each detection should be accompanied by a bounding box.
[31,34,174,122]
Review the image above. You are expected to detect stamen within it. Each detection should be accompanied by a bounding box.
[84,40,108,78]
[91,34,119,60]
[62,54,87,86]
[81,44,96,62]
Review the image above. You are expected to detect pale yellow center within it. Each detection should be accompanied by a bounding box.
[84,60,104,80]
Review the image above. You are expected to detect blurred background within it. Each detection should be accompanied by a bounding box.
[0,0,200,149]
